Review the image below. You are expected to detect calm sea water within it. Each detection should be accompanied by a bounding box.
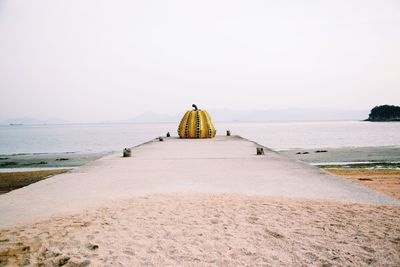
[0,121,399,154]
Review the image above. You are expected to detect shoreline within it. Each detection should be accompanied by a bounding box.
[278,146,400,164]
[0,151,108,170]
[2,145,399,170]
[0,166,76,173]
[0,152,108,194]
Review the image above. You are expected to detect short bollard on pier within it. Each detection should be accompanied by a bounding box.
[123,148,131,157]
[256,147,264,155]
[226,130,231,136]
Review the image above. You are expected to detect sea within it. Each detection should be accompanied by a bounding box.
[0,121,399,155]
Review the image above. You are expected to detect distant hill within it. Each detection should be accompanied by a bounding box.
[366,105,400,121]
[127,108,368,123]
[1,108,371,125]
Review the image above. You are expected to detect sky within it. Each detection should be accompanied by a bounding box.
[0,0,399,122]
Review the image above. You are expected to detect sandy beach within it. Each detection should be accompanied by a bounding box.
[1,193,399,266]
[0,136,399,266]
[326,169,400,200]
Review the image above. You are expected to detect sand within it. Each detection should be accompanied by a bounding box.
[0,169,69,194]
[326,169,400,200]
[1,193,399,266]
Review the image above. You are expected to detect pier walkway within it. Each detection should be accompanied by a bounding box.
[0,136,398,228]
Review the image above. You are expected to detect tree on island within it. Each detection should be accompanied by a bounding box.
[366,105,400,121]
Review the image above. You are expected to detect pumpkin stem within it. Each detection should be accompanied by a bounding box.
[192,104,198,110]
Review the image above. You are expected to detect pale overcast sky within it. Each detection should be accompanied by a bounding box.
[0,0,399,122]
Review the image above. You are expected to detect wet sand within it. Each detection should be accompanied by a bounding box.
[0,152,106,171]
[1,194,399,266]
[0,169,69,194]
[279,146,400,164]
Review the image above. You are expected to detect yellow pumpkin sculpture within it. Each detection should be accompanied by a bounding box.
[178,104,216,138]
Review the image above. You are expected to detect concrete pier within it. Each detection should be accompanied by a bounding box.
[0,136,398,228]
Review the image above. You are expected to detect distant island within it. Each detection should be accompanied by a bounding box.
[366,105,400,121]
